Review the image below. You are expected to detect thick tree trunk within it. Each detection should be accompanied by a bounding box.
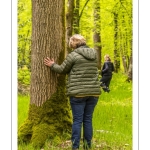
[30,0,66,106]
[18,0,72,148]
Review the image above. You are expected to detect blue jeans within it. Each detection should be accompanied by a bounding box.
[70,96,98,149]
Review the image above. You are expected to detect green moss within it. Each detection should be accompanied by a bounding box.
[18,119,33,143]
[31,123,57,148]
[18,78,72,148]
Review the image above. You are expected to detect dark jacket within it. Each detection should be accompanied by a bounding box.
[51,46,101,97]
[101,61,115,76]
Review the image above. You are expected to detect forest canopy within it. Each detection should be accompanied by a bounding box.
[18,0,132,90]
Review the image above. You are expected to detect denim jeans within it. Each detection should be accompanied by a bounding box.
[70,96,98,149]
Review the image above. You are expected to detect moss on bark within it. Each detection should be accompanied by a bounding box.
[18,82,72,148]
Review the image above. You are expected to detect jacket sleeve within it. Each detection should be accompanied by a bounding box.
[50,53,74,74]
[102,62,109,73]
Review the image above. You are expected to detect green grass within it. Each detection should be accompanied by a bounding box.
[18,94,30,128]
[18,72,132,150]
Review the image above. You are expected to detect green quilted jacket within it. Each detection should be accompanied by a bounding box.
[51,45,101,97]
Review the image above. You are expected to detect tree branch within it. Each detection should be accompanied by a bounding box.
[79,0,90,23]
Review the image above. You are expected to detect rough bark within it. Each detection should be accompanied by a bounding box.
[30,0,65,106]
[18,0,72,148]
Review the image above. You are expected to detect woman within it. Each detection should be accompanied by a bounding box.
[44,34,101,150]
[100,54,115,92]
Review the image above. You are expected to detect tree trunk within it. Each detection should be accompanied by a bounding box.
[66,0,74,53]
[121,14,129,73]
[73,0,80,33]
[120,28,128,74]
[93,0,101,70]
[127,2,132,81]
[18,0,72,148]
[113,12,120,73]
[126,39,132,82]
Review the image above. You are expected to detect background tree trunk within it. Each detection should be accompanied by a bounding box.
[113,12,120,73]
[66,0,74,53]
[73,0,80,33]
[126,40,132,82]
[93,0,101,69]
[18,0,72,148]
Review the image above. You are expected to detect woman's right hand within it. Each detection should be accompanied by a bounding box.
[44,57,55,67]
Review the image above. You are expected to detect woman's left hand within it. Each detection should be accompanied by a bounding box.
[44,57,55,67]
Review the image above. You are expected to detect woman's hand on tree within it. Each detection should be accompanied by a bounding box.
[44,57,55,67]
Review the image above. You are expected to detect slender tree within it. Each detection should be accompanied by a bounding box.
[73,0,80,33]
[66,0,74,53]
[116,0,132,75]
[93,0,102,69]
[73,0,91,34]
[119,15,129,73]
[127,29,132,81]
[127,0,132,81]
[18,0,72,148]
[113,12,120,72]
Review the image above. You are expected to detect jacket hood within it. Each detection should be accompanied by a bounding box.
[74,46,97,60]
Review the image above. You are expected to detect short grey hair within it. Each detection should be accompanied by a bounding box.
[69,34,86,49]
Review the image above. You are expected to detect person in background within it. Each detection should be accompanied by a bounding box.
[44,34,101,150]
[100,54,115,93]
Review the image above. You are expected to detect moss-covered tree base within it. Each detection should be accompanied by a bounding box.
[18,89,72,148]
